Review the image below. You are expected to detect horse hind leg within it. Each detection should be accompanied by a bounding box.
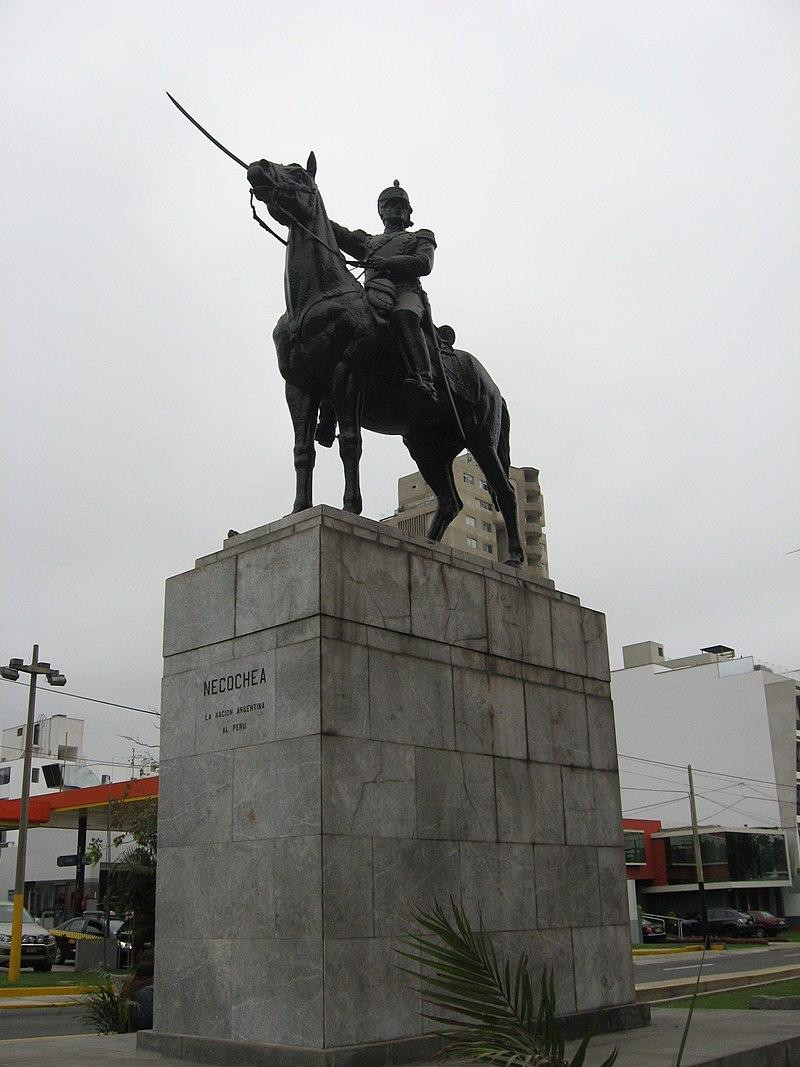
[404,435,463,543]
[468,440,524,566]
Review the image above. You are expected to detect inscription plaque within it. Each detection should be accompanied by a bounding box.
[195,651,276,753]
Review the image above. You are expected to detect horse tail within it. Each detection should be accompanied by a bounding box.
[498,398,511,476]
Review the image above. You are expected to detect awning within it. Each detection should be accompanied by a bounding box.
[0,776,158,832]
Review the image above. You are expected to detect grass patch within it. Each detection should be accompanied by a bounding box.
[661,976,800,1010]
[0,969,126,989]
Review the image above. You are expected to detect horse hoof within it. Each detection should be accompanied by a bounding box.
[343,500,363,515]
[292,501,313,514]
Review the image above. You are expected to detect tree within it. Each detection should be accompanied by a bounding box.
[107,794,157,960]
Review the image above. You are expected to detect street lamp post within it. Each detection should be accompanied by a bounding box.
[1,645,66,982]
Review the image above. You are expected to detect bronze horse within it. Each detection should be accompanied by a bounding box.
[247,153,524,566]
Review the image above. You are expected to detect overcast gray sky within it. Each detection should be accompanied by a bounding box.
[2,1,798,773]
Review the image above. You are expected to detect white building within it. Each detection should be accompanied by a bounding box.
[0,714,113,917]
[613,641,800,917]
[1,713,84,764]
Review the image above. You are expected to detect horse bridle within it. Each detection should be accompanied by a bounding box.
[249,183,366,272]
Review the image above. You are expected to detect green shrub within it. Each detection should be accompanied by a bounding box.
[76,970,135,1034]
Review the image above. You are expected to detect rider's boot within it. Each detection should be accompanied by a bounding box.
[392,309,439,404]
[315,399,337,447]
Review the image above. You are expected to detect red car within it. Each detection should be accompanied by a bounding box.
[747,911,789,938]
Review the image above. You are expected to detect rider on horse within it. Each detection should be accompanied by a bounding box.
[330,180,440,405]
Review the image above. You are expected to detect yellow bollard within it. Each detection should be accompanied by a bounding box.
[8,893,25,984]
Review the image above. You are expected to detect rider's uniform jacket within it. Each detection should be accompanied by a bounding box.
[330,222,436,318]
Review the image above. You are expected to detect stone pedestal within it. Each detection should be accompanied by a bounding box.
[142,506,648,1064]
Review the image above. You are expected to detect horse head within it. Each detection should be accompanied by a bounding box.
[247,152,319,229]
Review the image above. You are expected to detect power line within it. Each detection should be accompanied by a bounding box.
[2,677,159,717]
[620,787,689,793]
[618,752,796,792]
[695,793,772,823]
[0,738,157,769]
[622,794,689,815]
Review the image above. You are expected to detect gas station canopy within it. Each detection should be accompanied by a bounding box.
[0,775,158,832]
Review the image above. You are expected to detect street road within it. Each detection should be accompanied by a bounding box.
[0,1005,85,1040]
[634,943,800,985]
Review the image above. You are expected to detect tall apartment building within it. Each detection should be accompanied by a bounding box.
[381,452,549,578]
[612,641,800,917]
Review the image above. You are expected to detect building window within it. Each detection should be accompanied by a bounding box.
[663,830,790,884]
[479,480,489,491]
[0,767,10,786]
[30,768,39,783]
[32,723,40,746]
[478,499,493,512]
[16,727,23,737]
[624,830,646,865]
[463,473,474,485]
[465,516,476,528]
[483,543,493,553]
[57,745,78,761]
[466,536,478,549]
[482,521,492,532]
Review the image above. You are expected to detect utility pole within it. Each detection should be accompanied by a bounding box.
[1,646,66,982]
[688,765,710,950]
[103,776,112,969]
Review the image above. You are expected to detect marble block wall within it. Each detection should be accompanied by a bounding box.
[154,505,634,1050]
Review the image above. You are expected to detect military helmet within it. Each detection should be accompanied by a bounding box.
[378,179,412,215]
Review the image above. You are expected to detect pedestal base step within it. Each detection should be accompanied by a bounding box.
[138,1002,650,1066]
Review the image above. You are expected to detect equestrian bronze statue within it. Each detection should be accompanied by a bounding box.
[166,93,523,564]
[246,153,524,566]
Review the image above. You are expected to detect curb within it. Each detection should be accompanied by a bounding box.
[0,985,91,998]
[636,963,800,1003]
[633,944,726,957]
[0,997,87,1010]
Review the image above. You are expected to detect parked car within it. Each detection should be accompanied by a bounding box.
[747,910,789,938]
[51,914,124,964]
[641,915,667,943]
[117,919,134,968]
[685,907,757,939]
[0,902,57,972]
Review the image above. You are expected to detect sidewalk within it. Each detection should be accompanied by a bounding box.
[0,1031,181,1064]
[3,1011,800,1066]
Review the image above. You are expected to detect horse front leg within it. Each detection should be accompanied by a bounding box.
[332,362,363,514]
[285,381,319,513]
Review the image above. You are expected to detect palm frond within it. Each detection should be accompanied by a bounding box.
[397,897,618,1066]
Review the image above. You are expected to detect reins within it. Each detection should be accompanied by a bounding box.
[249,190,366,275]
